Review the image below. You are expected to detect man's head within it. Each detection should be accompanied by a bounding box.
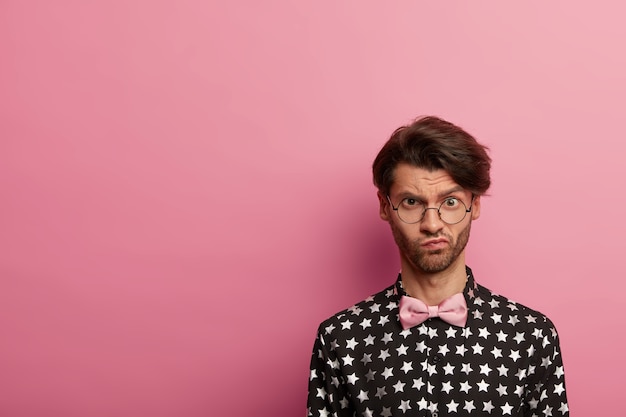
[372,116,491,275]
[372,116,491,198]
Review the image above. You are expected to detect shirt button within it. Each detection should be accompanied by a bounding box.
[431,353,444,364]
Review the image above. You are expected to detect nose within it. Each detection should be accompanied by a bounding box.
[420,207,444,234]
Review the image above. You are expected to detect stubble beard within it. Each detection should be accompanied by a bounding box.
[391,220,472,274]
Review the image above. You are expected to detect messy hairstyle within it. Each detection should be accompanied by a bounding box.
[372,116,492,196]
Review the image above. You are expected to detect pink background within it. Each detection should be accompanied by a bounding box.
[1,2,624,416]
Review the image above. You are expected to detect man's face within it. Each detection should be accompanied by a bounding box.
[378,163,481,274]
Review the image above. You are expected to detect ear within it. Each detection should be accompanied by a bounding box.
[378,191,391,222]
[471,195,481,221]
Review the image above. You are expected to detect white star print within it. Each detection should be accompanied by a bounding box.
[445,328,457,338]
[491,313,502,324]
[412,378,425,390]
[554,366,564,378]
[400,329,412,338]
[396,344,409,355]
[427,363,437,376]
[345,373,359,385]
[447,400,459,412]
[341,354,354,366]
[348,305,363,316]
[443,363,455,375]
[509,350,521,362]
[461,363,473,375]
[477,379,490,392]
[381,367,393,380]
[398,400,411,413]
[501,402,513,415]
[378,349,391,361]
[479,363,492,376]
[491,346,502,359]
[541,356,552,368]
[460,381,471,393]
[392,380,405,393]
[356,390,369,402]
[553,383,565,395]
[400,361,413,373]
[346,338,358,349]
[308,273,568,417]
[340,319,353,330]
[416,341,427,352]
[417,398,428,410]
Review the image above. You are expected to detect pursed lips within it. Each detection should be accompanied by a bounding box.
[420,238,449,249]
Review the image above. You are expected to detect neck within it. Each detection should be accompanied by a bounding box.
[399,254,467,305]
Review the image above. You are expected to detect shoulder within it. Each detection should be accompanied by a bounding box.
[473,282,561,339]
[315,284,397,340]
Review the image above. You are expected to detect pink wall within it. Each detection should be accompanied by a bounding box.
[1,2,624,416]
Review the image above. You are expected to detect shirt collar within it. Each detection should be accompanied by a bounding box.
[393,265,478,304]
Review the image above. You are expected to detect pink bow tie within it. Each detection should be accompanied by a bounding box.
[399,293,467,329]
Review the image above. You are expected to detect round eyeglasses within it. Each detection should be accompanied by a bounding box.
[387,195,474,225]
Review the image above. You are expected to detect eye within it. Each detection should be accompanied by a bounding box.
[442,197,460,208]
[401,198,422,209]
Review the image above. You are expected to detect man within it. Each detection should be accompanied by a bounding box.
[307,116,568,417]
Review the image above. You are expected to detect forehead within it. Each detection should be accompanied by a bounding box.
[390,163,462,196]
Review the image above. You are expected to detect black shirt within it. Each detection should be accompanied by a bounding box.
[307,267,569,417]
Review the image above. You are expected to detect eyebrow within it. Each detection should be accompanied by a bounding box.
[396,186,466,201]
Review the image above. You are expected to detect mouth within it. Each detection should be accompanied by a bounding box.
[420,238,449,250]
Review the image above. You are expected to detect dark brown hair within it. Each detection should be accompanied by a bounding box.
[372,116,491,196]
